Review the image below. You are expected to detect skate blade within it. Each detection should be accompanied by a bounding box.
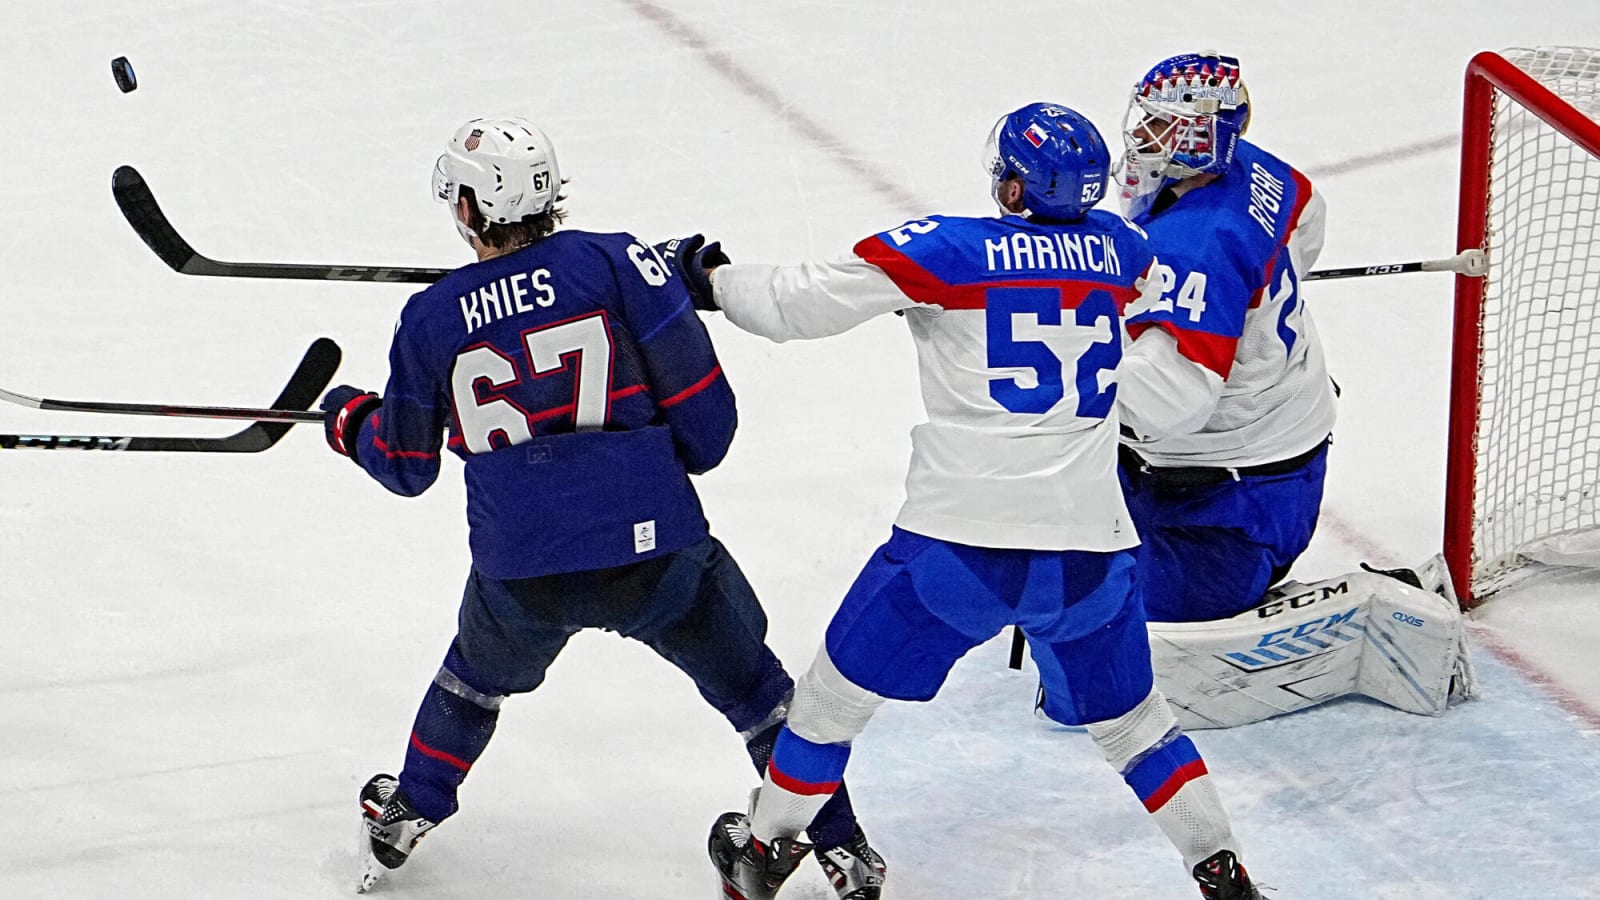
[356,853,386,894]
[356,814,384,894]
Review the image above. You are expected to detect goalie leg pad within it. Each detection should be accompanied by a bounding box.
[1148,559,1475,729]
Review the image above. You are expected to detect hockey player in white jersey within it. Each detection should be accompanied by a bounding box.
[1113,52,1474,728]
[673,103,1264,900]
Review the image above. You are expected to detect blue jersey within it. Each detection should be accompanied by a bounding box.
[1124,139,1336,466]
[345,230,736,578]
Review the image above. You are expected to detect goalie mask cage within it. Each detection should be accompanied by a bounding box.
[1446,47,1600,607]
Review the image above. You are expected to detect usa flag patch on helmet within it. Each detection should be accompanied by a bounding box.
[1024,123,1049,148]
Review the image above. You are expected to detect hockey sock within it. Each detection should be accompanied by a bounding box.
[745,718,859,850]
[399,644,504,823]
[1085,688,1238,870]
[749,725,852,844]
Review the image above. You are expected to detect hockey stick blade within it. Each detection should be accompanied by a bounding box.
[0,338,340,452]
[112,166,450,284]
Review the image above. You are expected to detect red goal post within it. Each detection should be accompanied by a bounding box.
[1446,47,1600,607]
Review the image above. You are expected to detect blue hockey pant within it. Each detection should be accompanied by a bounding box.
[825,528,1153,727]
[759,529,1156,825]
[1121,441,1329,622]
[395,536,859,849]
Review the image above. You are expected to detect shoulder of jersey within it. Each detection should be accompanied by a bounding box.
[406,231,597,309]
[1083,208,1151,240]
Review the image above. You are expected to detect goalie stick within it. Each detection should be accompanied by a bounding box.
[1303,248,1488,281]
[0,338,339,452]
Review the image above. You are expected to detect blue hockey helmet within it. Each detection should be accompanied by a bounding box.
[983,102,1111,221]
[1120,52,1251,217]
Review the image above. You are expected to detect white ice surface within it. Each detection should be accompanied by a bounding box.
[3,2,1600,898]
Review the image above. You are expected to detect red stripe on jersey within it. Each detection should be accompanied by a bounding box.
[767,763,841,797]
[1249,168,1316,309]
[1141,758,1209,813]
[852,234,1139,311]
[852,234,962,305]
[410,731,472,773]
[660,365,723,408]
[1128,320,1239,378]
[524,383,650,425]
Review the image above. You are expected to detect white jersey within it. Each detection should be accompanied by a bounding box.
[1118,139,1337,468]
[712,212,1160,552]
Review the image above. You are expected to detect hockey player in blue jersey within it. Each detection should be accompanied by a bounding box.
[687,104,1263,900]
[1111,55,1477,732]
[321,117,883,897]
[1115,52,1338,624]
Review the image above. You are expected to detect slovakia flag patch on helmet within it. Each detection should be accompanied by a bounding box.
[1024,123,1049,148]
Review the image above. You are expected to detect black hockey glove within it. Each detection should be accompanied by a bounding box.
[320,385,381,462]
[655,233,730,311]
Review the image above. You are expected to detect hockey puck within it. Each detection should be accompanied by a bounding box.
[111,56,137,93]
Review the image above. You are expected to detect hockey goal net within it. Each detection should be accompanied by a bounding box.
[1446,47,1600,607]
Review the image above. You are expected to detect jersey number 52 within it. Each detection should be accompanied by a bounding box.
[985,287,1120,418]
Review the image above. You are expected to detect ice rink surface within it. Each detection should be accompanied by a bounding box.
[3,2,1599,897]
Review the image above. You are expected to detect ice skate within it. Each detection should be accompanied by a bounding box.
[708,811,812,900]
[813,826,886,900]
[1192,848,1263,900]
[356,773,436,893]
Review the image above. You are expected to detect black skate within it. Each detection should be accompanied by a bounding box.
[1193,849,1263,900]
[357,773,437,893]
[814,826,886,900]
[708,811,813,900]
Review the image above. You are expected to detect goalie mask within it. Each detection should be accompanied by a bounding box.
[433,117,562,240]
[983,102,1111,222]
[1119,52,1251,219]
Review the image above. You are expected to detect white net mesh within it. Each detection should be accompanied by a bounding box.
[1473,47,1600,594]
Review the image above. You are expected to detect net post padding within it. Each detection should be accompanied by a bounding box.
[1446,48,1600,607]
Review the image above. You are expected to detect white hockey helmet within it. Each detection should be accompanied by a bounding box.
[432,117,562,226]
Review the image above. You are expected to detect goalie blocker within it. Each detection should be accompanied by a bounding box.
[1040,558,1477,730]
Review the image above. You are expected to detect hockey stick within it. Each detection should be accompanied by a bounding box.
[112,166,450,284]
[1306,249,1488,281]
[0,338,340,452]
[116,162,1492,288]
[0,364,329,422]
